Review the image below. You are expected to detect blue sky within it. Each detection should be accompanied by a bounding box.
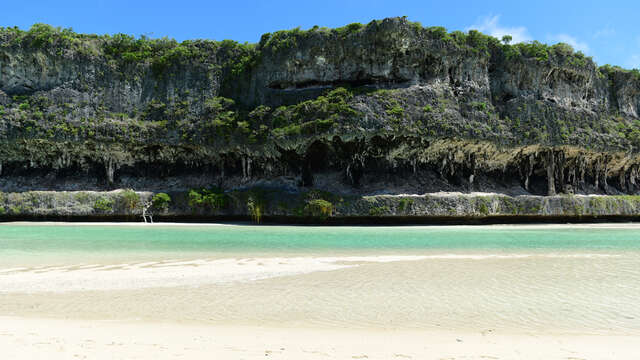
[2,0,639,68]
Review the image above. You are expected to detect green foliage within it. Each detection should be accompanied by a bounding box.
[443,28,500,56]
[589,197,608,212]
[24,23,60,47]
[102,34,220,76]
[103,33,155,62]
[369,205,390,216]
[260,22,364,54]
[398,198,414,212]
[74,192,90,203]
[600,64,640,81]
[551,42,574,57]
[0,19,636,156]
[471,101,487,112]
[628,129,640,148]
[428,25,448,39]
[305,199,333,218]
[188,188,227,210]
[259,27,302,53]
[198,97,240,140]
[568,52,587,67]
[218,40,259,78]
[141,100,167,120]
[0,24,253,79]
[510,40,550,62]
[476,199,490,215]
[386,104,404,118]
[120,189,139,211]
[559,125,570,142]
[152,193,171,211]
[247,196,263,223]
[149,41,192,76]
[334,22,364,37]
[1,24,83,50]
[270,87,357,139]
[187,190,203,208]
[465,29,492,55]
[204,97,235,114]
[501,39,592,68]
[94,197,114,212]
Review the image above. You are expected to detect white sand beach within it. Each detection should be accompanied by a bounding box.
[2,223,640,359]
[1,317,638,360]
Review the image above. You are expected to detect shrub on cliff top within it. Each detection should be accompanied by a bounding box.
[551,42,574,57]
[426,26,449,41]
[1,23,79,50]
[259,21,365,53]
[599,64,640,81]
[334,22,364,38]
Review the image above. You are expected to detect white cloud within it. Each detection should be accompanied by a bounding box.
[467,15,531,43]
[548,34,590,54]
[594,26,615,38]
[626,55,640,69]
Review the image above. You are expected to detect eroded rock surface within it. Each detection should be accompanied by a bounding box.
[1,18,640,220]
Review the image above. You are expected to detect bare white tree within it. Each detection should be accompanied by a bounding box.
[141,200,153,224]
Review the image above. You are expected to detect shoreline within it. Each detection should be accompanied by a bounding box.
[2,220,640,229]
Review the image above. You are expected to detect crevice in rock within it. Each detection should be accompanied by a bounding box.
[266,78,410,91]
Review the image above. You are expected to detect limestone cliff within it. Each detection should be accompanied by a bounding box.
[1,18,640,221]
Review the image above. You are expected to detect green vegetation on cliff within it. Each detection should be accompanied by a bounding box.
[1,17,640,205]
[1,19,636,150]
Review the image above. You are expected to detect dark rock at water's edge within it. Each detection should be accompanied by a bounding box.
[0,190,638,224]
[1,18,640,222]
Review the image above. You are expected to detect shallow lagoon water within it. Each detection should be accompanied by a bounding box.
[1,223,640,334]
[2,223,640,257]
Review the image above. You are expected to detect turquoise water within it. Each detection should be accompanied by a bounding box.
[1,224,640,254]
[2,223,640,333]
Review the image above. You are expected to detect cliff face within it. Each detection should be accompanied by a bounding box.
[1,18,640,221]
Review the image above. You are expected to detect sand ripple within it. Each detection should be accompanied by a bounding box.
[0,255,432,293]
